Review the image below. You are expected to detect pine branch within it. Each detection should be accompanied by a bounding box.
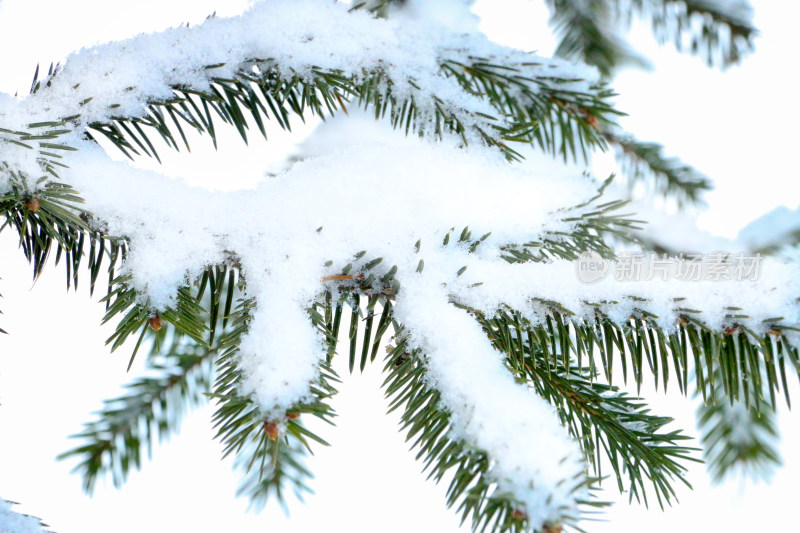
[545,0,756,75]
[545,0,650,77]
[4,7,619,165]
[452,299,799,414]
[57,342,214,492]
[629,0,756,67]
[604,130,711,205]
[79,55,617,165]
[439,59,619,161]
[210,297,339,507]
[478,308,698,508]
[383,330,599,533]
[498,176,640,263]
[696,367,781,482]
[1,124,128,296]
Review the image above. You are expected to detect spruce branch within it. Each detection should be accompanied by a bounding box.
[1,123,128,295]
[628,0,756,67]
[498,176,640,263]
[210,297,339,507]
[439,59,619,161]
[59,262,235,492]
[696,367,781,482]
[80,56,617,165]
[5,5,619,166]
[452,300,800,413]
[0,5,791,530]
[383,329,599,533]
[101,279,208,365]
[57,341,214,493]
[100,261,245,371]
[545,0,756,75]
[336,248,800,417]
[545,0,650,77]
[478,308,698,507]
[603,130,711,205]
[0,172,93,281]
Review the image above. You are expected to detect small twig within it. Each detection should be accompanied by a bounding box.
[321,274,364,282]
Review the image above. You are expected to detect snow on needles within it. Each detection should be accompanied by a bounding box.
[57,122,598,525]
[0,0,796,526]
[395,274,585,525]
[0,0,597,141]
[61,130,592,415]
[48,120,800,526]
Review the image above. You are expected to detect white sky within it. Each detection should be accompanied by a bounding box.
[1,1,799,532]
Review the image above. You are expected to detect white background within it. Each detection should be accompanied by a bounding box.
[1,1,799,532]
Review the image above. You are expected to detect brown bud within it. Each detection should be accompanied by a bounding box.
[511,509,526,520]
[579,107,599,128]
[286,412,301,420]
[543,524,563,533]
[264,421,280,440]
[724,326,739,335]
[148,315,162,331]
[25,198,40,212]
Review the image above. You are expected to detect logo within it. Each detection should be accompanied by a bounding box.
[576,251,609,283]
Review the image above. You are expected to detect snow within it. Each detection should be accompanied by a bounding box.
[704,0,754,26]
[0,500,48,533]
[451,255,800,334]
[395,272,585,529]
[53,114,800,521]
[0,0,794,526]
[395,0,480,33]
[631,206,738,254]
[0,0,600,161]
[58,118,598,427]
[738,205,800,251]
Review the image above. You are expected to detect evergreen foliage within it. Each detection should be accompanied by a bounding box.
[0,1,791,532]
